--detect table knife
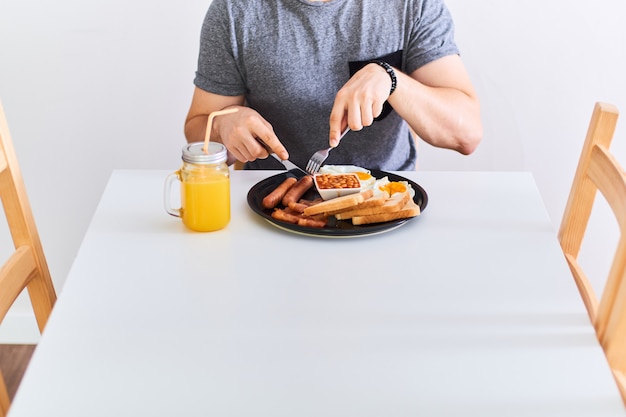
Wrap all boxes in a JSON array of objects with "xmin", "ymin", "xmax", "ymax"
[
  {"xmin": 255, "ymin": 137, "xmax": 308, "ymax": 175},
  {"xmin": 269, "ymin": 153, "xmax": 308, "ymax": 175}
]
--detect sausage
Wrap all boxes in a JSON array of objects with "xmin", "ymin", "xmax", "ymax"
[
  {"xmin": 262, "ymin": 177, "xmax": 297, "ymax": 209},
  {"xmin": 287, "ymin": 201, "xmax": 308, "ymax": 213},
  {"xmin": 271, "ymin": 208, "xmax": 301, "ymax": 224},
  {"xmin": 300, "ymin": 198, "xmax": 323, "ymax": 206},
  {"xmin": 281, "ymin": 175, "xmax": 314, "ymax": 207},
  {"xmin": 297, "ymin": 216, "xmax": 328, "ymax": 228}
]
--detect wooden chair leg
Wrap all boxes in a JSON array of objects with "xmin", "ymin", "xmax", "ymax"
[
  {"xmin": 0, "ymin": 372, "xmax": 10, "ymax": 417},
  {"xmin": 614, "ymin": 370, "xmax": 626, "ymax": 407}
]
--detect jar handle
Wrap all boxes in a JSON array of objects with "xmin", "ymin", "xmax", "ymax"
[{"xmin": 164, "ymin": 171, "xmax": 182, "ymax": 218}]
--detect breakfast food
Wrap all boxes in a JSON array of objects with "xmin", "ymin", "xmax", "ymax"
[
  {"xmin": 315, "ymin": 173, "xmax": 360, "ymax": 190},
  {"xmin": 303, "ymin": 189, "xmax": 374, "ymax": 216},
  {"xmin": 297, "ymin": 215, "xmax": 328, "ymax": 228},
  {"xmin": 261, "ymin": 165, "xmax": 420, "ymax": 228},
  {"xmin": 319, "ymin": 165, "xmax": 376, "ymax": 188},
  {"xmin": 271, "ymin": 207, "xmax": 302, "ymax": 223},
  {"xmin": 281, "ymin": 175, "xmax": 314, "ymax": 206},
  {"xmin": 264, "ymin": 176, "xmax": 326, "ymax": 227},
  {"xmin": 262, "ymin": 177, "xmax": 297, "ymax": 209},
  {"xmin": 352, "ymin": 199, "xmax": 421, "ymax": 225},
  {"xmin": 271, "ymin": 205, "xmax": 328, "ymax": 228},
  {"xmin": 286, "ymin": 201, "xmax": 309, "ymax": 213},
  {"xmin": 322, "ymin": 191, "xmax": 389, "ymax": 215},
  {"xmin": 334, "ymin": 189, "xmax": 411, "ymax": 220}
]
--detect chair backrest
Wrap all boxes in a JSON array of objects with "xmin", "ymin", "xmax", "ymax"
[
  {"xmin": 0, "ymin": 100, "xmax": 57, "ymax": 416},
  {"xmin": 558, "ymin": 102, "xmax": 626, "ymax": 403}
]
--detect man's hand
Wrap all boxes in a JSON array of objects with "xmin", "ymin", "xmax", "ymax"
[
  {"xmin": 328, "ymin": 55, "xmax": 482, "ymax": 155},
  {"xmin": 328, "ymin": 63, "xmax": 392, "ymax": 147},
  {"xmin": 185, "ymin": 87, "xmax": 289, "ymax": 163},
  {"xmin": 212, "ymin": 106, "xmax": 288, "ymax": 163}
]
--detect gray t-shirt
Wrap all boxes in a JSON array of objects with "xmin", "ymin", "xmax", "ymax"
[{"xmin": 194, "ymin": 0, "xmax": 459, "ymax": 170}]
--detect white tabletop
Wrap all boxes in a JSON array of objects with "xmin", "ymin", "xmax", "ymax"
[{"xmin": 10, "ymin": 169, "xmax": 625, "ymax": 416}]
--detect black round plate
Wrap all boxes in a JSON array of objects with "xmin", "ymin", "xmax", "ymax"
[{"xmin": 246, "ymin": 169, "xmax": 428, "ymax": 237}]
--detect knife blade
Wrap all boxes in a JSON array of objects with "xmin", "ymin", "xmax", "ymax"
[
  {"xmin": 255, "ymin": 137, "xmax": 308, "ymax": 175},
  {"xmin": 269, "ymin": 153, "xmax": 308, "ymax": 175}
]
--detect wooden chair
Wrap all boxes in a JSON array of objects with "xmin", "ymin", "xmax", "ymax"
[
  {"xmin": 558, "ymin": 102, "xmax": 626, "ymax": 404},
  {"xmin": 0, "ymin": 100, "xmax": 57, "ymax": 416}
]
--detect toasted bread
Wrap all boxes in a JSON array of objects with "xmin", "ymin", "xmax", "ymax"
[
  {"xmin": 351, "ymin": 199, "xmax": 420, "ymax": 225},
  {"xmin": 335, "ymin": 190, "xmax": 411, "ymax": 220},
  {"xmin": 303, "ymin": 189, "xmax": 374, "ymax": 216},
  {"xmin": 323, "ymin": 191, "xmax": 390, "ymax": 216}
]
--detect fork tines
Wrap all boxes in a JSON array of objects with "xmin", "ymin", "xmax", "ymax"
[
  {"xmin": 305, "ymin": 127, "xmax": 351, "ymax": 175},
  {"xmin": 305, "ymin": 149, "xmax": 330, "ymax": 174}
]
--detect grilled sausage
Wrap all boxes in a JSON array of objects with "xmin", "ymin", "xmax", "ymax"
[
  {"xmin": 271, "ymin": 208, "xmax": 301, "ymax": 224},
  {"xmin": 297, "ymin": 216, "xmax": 328, "ymax": 228},
  {"xmin": 262, "ymin": 177, "xmax": 297, "ymax": 209},
  {"xmin": 281, "ymin": 175, "xmax": 313, "ymax": 207},
  {"xmin": 287, "ymin": 201, "xmax": 308, "ymax": 213}
]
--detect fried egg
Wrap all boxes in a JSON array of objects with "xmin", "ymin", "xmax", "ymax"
[{"xmin": 373, "ymin": 176, "xmax": 415, "ymax": 198}]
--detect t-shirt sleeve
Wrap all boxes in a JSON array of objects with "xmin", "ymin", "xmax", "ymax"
[
  {"xmin": 404, "ymin": 0, "xmax": 460, "ymax": 74},
  {"xmin": 193, "ymin": 0, "xmax": 247, "ymax": 96}
]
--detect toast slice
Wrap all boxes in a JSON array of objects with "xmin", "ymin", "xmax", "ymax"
[
  {"xmin": 351, "ymin": 199, "xmax": 420, "ymax": 225},
  {"xmin": 335, "ymin": 190, "xmax": 411, "ymax": 220},
  {"xmin": 303, "ymin": 189, "xmax": 374, "ymax": 216},
  {"xmin": 323, "ymin": 191, "xmax": 390, "ymax": 216}
]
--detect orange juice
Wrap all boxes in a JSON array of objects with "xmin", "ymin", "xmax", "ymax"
[
  {"xmin": 181, "ymin": 173, "xmax": 230, "ymax": 232},
  {"xmin": 164, "ymin": 142, "xmax": 231, "ymax": 232}
]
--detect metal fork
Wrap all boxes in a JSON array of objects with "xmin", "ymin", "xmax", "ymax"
[{"xmin": 305, "ymin": 127, "xmax": 350, "ymax": 174}]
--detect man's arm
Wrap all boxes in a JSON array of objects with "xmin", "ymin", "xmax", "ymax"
[
  {"xmin": 184, "ymin": 87, "xmax": 289, "ymax": 164},
  {"xmin": 184, "ymin": 87, "xmax": 243, "ymax": 144},
  {"xmin": 391, "ymin": 55, "xmax": 482, "ymax": 155},
  {"xmin": 329, "ymin": 55, "xmax": 482, "ymax": 155}
]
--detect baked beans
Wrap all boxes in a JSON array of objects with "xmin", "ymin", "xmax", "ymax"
[{"xmin": 315, "ymin": 174, "xmax": 360, "ymax": 189}]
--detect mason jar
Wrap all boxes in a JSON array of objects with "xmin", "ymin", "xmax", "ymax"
[{"xmin": 164, "ymin": 142, "xmax": 230, "ymax": 232}]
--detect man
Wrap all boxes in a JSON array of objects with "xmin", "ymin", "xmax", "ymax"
[{"xmin": 185, "ymin": 0, "xmax": 482, "ymax": 170}]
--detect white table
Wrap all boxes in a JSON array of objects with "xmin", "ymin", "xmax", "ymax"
[{"xmin": 9, "ymin": 170, "xmax": 625, "ymax": 416}]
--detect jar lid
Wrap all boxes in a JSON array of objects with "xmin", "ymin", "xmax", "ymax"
[{"xmin": 181, "ymin": 142, "xmax": 227, "ymax": 164}]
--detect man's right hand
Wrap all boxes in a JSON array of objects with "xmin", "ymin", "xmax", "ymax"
[
  {"xmin": 212, "ymin": 105, "xmax": 289, "ymax": 163},
  {"xmin": 184, "ymin": 87, "xmax": 289, "ymax": 163}
]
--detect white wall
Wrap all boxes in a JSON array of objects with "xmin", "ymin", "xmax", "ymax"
[{"xmin": 0, "ymin": 0, "xmax": 624, "ymax": 342}]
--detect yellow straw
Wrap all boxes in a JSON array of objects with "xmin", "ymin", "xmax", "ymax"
[{"xmin": 203, "ymin": 108, "xmax": 239, "ymax": 154}]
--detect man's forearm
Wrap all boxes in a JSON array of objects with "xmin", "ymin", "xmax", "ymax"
[{"xmin": 388, "ymin": 57, "xmax": 483, "ymax": 155}]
